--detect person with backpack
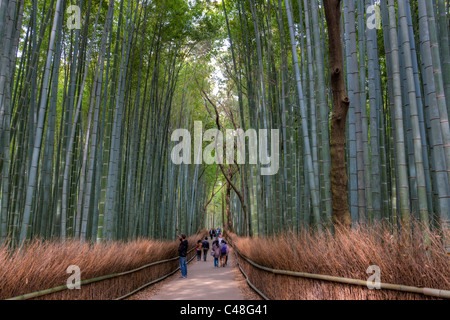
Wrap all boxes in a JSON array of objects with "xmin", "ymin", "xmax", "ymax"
[
  {"xmin": 219, "ymin": 240, "xmax": 229, "ymax": 267},
  {"xmin": 211, "ymin": 240, "xmax": 220, "ymax": 268},
  {"xmin": 201, "ymin": 237, "xmax": 210, "ymax": 261}
]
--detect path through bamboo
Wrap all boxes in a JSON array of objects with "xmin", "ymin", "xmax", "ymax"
[{"xmin": 147, "ymin": 240, "xmax": 244, "ymax": 300}]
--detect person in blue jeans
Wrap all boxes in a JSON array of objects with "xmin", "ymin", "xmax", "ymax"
[
  {"xmin": 212, "ymin": 240, "xmax": 220, "ymax": 268},
  {"xmin": 178, "ymin": 234, "xmax": 188, "ymax": 278}
]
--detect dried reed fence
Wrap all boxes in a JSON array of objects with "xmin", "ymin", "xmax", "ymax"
[
  {"xmin": 0, "ymin": 233, "xmax": 207, "ymax": 300},
  {"xmin": 227, "ymin": 222, "xmax": 450, "ymax": 300}
]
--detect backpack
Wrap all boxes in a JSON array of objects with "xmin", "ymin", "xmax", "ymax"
[
  {"xmin": 221, "ymin": 245, "xmax": 228, "ymax": 254},
  {"xmin": 202, "ymin": 240, "xmax": 209, "ymax": 249}
]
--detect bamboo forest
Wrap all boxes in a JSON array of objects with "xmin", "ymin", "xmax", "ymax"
[{"xmin": 0, "ymin": 0, "xmax": 449, "ymax": 303}]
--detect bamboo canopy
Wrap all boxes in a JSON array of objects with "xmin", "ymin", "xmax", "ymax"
[{"xmin": 0, "ymin": 0, "xmax": 448, "ymax": 249}]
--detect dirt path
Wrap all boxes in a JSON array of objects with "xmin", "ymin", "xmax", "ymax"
[{"xmin": 147, "ymin": 240, "xmax": 245, "ymax": 300}]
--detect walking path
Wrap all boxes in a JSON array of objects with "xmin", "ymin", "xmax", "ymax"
[{"xmin": 148, "ymin": 240, "xmax": 245, "ymax": 300}]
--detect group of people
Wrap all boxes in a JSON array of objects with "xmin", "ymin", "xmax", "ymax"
[
  {"xmin": 196, "ymin": 236, "xmax": 229, "ymax": 267},
  {"xmin": 177, "ymin": 228, "xmax": 230, "ymax": 278},
  {"xmin": 197, "ymin": 228, "xmax": 229, "ymax": 268},
  {"xmin": 208, "ymin": 227, "xmax": 221, "ymax": 240}
]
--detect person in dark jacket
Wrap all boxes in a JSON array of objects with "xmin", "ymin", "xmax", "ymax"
[
  {"xmin": 201, "ymin": 237, "xmax": 210, "ymax": 261},
  {"xmin": 178, "ymin": 234, "xmax": 188, "ymax": 278}
]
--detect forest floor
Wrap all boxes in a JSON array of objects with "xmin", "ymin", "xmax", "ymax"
[{"xmin": 127, "ymin": 239, "xmax": 260, "ymax": 300}]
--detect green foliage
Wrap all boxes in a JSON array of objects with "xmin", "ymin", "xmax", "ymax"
[{"xmin": 1, "ymin": 0, "xmax": 449, "ymax": 244}]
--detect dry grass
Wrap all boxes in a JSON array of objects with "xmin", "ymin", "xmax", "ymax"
[
  {"xmin": 229, "ymin": 247, "xmax": 263, "ymax": 300},
  {"xmin": 227, "ymin": 222, "xmax": 450, "ymax": 300},
  {"xmin": 0, "ymin": 233, "xmax": 206, "ymax": 300}
]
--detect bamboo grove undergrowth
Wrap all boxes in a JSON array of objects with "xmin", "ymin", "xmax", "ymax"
[{"xmin": 0, "ymin": 0, "xmax": 449, "ymax": 248}]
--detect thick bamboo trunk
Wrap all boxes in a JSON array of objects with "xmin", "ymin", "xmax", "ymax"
[{"xmin": 324, "ymin": 0, "xmax": 351, "ymax": 228}]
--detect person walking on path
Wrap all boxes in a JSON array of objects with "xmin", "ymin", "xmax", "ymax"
[
  {"xmin": 201, "ymin": 237, "xmax": 210, "ymax": 261},
  {"xmin": 219, "ymin": 240, "xmax": 229, "ymax": 267},
  {"xmin": 178, "ymin": 234, "xmax": 188, "ymax": 278},
  {"xmin": 196, "ymin": 240, "xmax": 202, "ymax": 261},
  {"xmin": 212, "ymin": 240, "xmax": 220, "ymax": 268}
]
